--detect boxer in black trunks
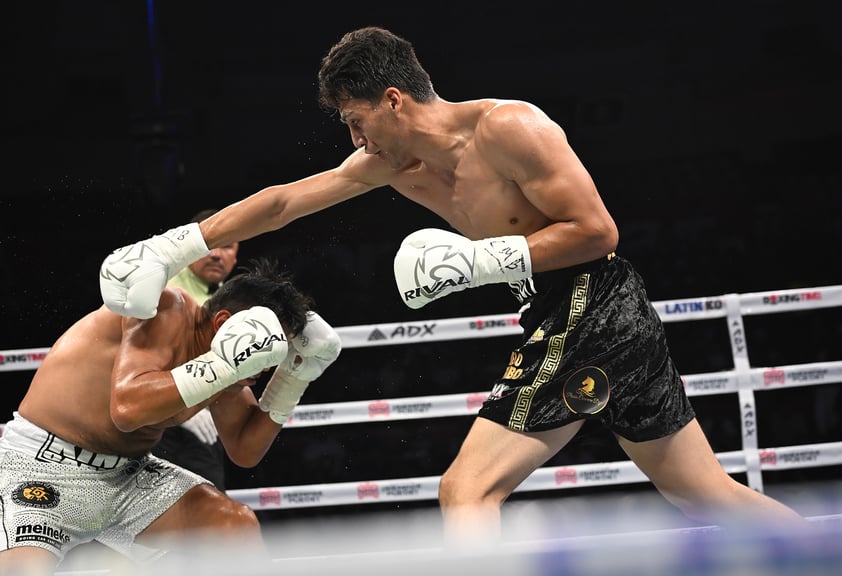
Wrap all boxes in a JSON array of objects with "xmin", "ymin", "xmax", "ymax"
[
  {"xmin": 481, "ymin": 255, "xmax": 695, "ymax": 441},
  {"xmin": 99, "ymin": 26, "xmax": 807, "ymax": 546}
]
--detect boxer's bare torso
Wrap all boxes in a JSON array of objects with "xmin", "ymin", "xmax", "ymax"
[{"xmin": 18, "ymin": 290, "xmax": 213, "ymax": 457}]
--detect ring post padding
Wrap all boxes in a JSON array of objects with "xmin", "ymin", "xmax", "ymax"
[{"xmin": 725, "ymin": 293, "xmax": 763, "ymax": 492}]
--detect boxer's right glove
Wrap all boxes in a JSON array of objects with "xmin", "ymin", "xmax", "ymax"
[
  {"xmin": 394, "ymin": 228, "xmax": 532, "ymax": 309},
  {"xmin": 259, "ymin": 311, "xmax": 342, "ymax": 424},
  {"xmin": 100, "ymin": 222, "xmax": 210, "ymax": 319},
  {"xmin": 171, "ymin": 306, "xmax": 288, "ymax": 407}
]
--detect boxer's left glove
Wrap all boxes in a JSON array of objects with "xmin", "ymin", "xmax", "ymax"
[
  {"xmin": 100, "ymin": 222, "xmax": 210, "ymax": 319},
  {"xmin": 394, "ymin": 228, "xmax": 532, "ymax": 309},
  {"xmin": 259, "ymin": 311, "xmax": 342, "ymax": 424},
  {"xmin": 171, "ymin": 306, "xmax": 288, "ymax": 407}
]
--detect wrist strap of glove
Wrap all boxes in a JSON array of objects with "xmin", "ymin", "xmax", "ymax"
[
  {"xmin": 171, "ymin": 351, "xmax": 237, "ymax": 407},
  {"xmin": 472, "ymin": 235, "xmax": 532, "ymax": 286},
  {"xmin": 159, "ymin": 222, "xmax": 211, "ymax": 280}
]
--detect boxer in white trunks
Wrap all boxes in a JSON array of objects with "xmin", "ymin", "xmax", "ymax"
[{"xmin": 0, "ymin": 258, "xmax": 341, "ymax": 574}]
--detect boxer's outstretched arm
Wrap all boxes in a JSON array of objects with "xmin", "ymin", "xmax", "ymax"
[
  {"xmin": 199, "ymin": 148, "xmax": 384, "ymax": 248},
  {"xmin": 101, "ymin": 150, "xmax": 380, "ymax": 318}
]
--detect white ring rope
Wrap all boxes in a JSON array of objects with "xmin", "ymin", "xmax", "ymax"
[{"xmin": 2, "ymin": 284, "xmax": 841, "ymax": 511}]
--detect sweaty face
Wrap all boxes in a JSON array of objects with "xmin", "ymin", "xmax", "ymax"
[
  {"xmin": 339, "ymin": 97, "xmax": 406, "ymax": 169},
  {"xmin": 189, "ymin": 243, "xmax": 239, "ymax": 285}
]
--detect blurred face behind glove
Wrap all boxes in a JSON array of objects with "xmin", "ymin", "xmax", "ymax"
[{"xmin": 188, "ymin": 243, "xmax": 239, "ymax": 286}]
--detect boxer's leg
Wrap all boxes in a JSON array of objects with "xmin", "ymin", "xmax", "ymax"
[
  {"xmin": 0, "ymin": 547, "xmax": 57, "ymax": 576},
  {"xmin": 618, "ymin": 418, "xmax": 807, "ymax": 528},
  {"xmin": 439, "ymin": 418, "xmax": 585, "ymax": 546},
  {"xmin": 136, "ymin": 484, "xmax": 264, "ymax": 553}
]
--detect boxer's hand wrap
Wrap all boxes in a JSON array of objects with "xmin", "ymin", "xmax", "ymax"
[
  {"xmin": 100, "ymin": 222, "xmax": 210, "ymax": 319},
  {"xmin": 171, "ymin": 306, "xmax": 288, "ymax": 407},
  {"xmin": 258, "ymin": 311, "xmax": 341, "ymax": 424},
  {"xmin": 393, "ymin": 228, "xmax": 532, "ymax": 309}
]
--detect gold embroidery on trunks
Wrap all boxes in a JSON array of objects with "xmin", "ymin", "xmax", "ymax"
[
  {"xmin": 502, "ymin": 351, "xmax": 524, "ymax": 380},
  {"xmin": 508, "ymin": 273, "xmax": 590, "ymax": 430},
  {"xmin": 528, "ymin": 328, "xmax": 545, "ymax": 343},
  {"xmin": 563, "ymin": 366, "xmax": 610, "ymax": 414}
]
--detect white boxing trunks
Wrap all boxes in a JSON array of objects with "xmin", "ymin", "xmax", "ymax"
[{"xmin": 0, "ymin": 412, "xmax": 209, "ymax": 563}]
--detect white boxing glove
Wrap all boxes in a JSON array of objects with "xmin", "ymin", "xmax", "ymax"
[
  {"xmin": 394, "ymin": 228, "xmax": 532, "ymax": 309},
  {"xmin": 287, "ymin": 311, "xmax": 342, "ymax": 373},
  {"xmin": 100, "ymin": 222, "xmax": 210, "ymax": 319},
  {"xmin": 179, "ymin": 408, "xmax": 219, "ymax": 445},
  {"xmin": 171, "ymin": 306, "xmax": 288, "ymax": 407},
  {"xmin": 258, "ymin": 311, "xmax": 341, "ymax": 424}
]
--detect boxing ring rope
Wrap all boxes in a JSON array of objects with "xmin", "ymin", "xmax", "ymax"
[{"xmin": 2, "ymin": 284, "xmax": 842, "ymax": 513}]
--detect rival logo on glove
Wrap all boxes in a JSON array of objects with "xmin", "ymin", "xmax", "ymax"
[
  {"xmin": 219, "ymin": 333, "xmax": 286, "ymax": 368},
  {"xmin": 99, "ymin": 242, "xmax": 159, "ymax": 282},
  {"xmin": 394, "ymin": 228, "xmax": 532, "ymax": 310},
  {"xmin": 100, "ymin": 227, "xmax": 194, "ymax": 282},
  {"xmin": 404, "ymin": 243, "xmax": 473, "ymax": 304},
  {"xmin": 177, "ymin": 332, "xmax": 284, "ymax": 384}
]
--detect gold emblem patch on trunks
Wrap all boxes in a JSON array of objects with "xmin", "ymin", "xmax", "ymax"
[
  {"xmin": 563, "ymin": 366, "xmax": 610, "ymax": 414},
  {"xmin": 12, "ymin": 481, "xmax": 60, "ymax": 509}
]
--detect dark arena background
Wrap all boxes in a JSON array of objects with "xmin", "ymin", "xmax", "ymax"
[{"xmin": 2, "ymin": 1, "xmax": 841, "ymax": 574}]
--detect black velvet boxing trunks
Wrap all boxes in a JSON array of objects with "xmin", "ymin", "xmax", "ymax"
[{"xmin": 479, "ymin": 254, "xmax": 695, "ymax": 442}]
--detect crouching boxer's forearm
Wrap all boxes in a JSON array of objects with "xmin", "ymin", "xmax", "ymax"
[
  {"xmin": 213, "ymin": 311, "xmax": 342, "ymax": 467},
  {"xmin": 209, "ymin": 390, "xmax": 289, "ymax": 468}
]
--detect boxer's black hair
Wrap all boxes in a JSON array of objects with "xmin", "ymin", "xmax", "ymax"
[
  {"xmin": 318, "ymin": 26, "xmax": 435, "ymax": 110},
  {"xmin": 206, "ymin": 257, "xmax": 314, "ymax": 337}
]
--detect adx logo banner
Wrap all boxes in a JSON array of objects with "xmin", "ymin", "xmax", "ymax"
[{"xmin": 367, "ymin": 323, "xmax": 437, "ymax": 342}]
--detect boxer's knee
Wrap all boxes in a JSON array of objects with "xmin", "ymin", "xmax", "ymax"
[
  {"xmin": 190, "ymin": 484, "xmax": 260, "ymax": 535},
  {"xmin": 439, "ymin": 467, "xmax": 505, "ymax": 510},
  {"xmin": 161, "ymin": 484, "xmax": 262, "ymax": 537},
  {"xmin": 0, "ymin": 546, "xmax": 59, "ymax": 576},
  {"xmin": 218, "ymin": 498, "xmax": 261, "ymax": 533}
]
